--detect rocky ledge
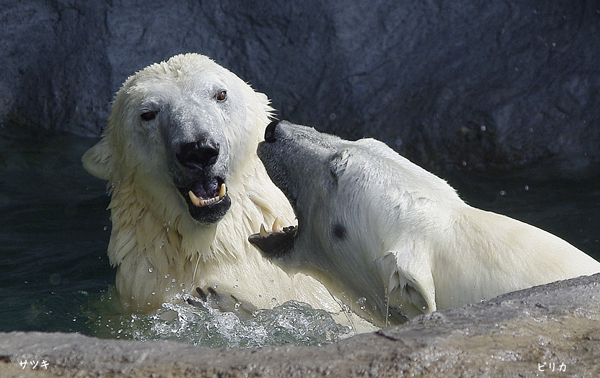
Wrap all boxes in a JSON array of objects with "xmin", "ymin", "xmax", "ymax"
[{"xmin": 1, "ymin": 273, "xmax": 599, "ymax": 377}]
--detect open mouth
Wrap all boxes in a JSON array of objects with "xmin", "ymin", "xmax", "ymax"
[
  {"xmin": 178, "ymin": 177, "xmax": 231, "ymax": 223},
  {"xmin": 188, "ymin": 181, "xmax": 227, "ymax": 207},
  {"xmin": 248, "ymin": 218, "xmax": 297, "ymax": 259}
]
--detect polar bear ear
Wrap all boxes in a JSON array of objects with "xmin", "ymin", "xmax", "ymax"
[
  {"xmin": 377, "ymin": 251, "xmax": 437, "ymax": 319},
  {"xmin": 329, "ymin": 149, "xmax": 349, "ymax": 182},
  {"xmin": 82, "ymin": 137, "xmax": 112, "ymax": 181}
]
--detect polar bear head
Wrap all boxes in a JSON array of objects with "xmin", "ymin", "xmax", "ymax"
[
  {"xmin": 84, "ymin": 54, "xmax": 271, "ymax": 227},
  {"xmin": 82, "ymin": 54, "xmax": 281, "ymax": 312},
  {"xmin": 249, "ymin": 121, "xmax": 459, "ymax": 325}
]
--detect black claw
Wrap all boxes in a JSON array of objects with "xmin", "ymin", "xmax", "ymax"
[
  {"xmin": 186, "ymin": 297, "xmax": 197, "ymax": 306},
  {"xmin": 196, "ymin": 287, "xmax": 208, "ymax": 301},
  {"xmin": 207, "ymin": 287, "xmax": 220, "ymax": 299}
]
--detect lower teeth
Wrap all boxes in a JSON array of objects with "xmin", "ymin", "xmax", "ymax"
[{"xmin": 187, "ymin": 183, "xmax": 227, "ymax": 207}]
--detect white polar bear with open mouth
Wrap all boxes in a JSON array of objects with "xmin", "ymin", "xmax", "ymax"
[
  {"xmin": 250, "ymin": 120, "xmax": 600, "ymax": 327},
  {"xmin": 82, "ymin": 54, "xmax": 347, "ymax": 316}
]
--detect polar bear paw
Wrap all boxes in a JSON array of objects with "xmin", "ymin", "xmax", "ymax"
[{"xmin": 188, "ymin": 287, "xmax": 257, "ymax": 317}]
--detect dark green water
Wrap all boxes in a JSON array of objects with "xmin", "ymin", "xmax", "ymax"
[
  {"xmin": 0, "ymin": 130, "xmax": 598, "ymax": 346},
  {"xmin": 0, "ymin": 132, "xmax": 112, "ymax": 334}
]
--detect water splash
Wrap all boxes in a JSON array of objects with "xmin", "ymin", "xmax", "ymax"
[{"xmin": 88, "ymin": 293, "xmax": 350, "ymax": 348}]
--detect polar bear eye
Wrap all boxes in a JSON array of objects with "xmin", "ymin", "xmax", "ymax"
[
  {"xmin": 216, "ymin": 90, "xmax": 227, "ymax": 102},
  {"xmin": 332, "ymin": 223, "xmax": 347, "ymax": 240},
  {"xmin": 140, "ymin": 110, "xmax": 158, "ymax": 121}
]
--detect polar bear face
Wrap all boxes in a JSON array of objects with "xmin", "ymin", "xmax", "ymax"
[{"xmin": 84, "ymin": 54, "xmax": 269, "ymax": 225}]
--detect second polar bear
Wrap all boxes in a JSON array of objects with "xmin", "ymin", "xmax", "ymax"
[{"xmin": 250, "ymin": 120, "xmax": 600, "ymax": 327}]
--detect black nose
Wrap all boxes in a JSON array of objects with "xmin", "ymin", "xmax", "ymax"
[
  {"xmin": 264, "ymin": 120, "xmax": 279, "ymax": 143},
  {"xmin": 177, "ymin": 141, "xmax": 219, "ymax": 169}
]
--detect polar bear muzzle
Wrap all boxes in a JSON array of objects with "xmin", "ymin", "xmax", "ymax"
[
  {"xmin": 173, "ymin": 139, "xmax": 231, "ymax": 224},
  {"xmin": 249, "ymin": 120, "xmax": 324, "ymax": 260},
  {"xmin": 249, "ymin": 221, "xmax": 297, "ymax": 259}
]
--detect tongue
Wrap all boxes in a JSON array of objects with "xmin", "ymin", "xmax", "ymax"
[
  {"xmin": 194, "ymin": 178, "xmax": 219, "ymax": 198},
  {"xmin": 189, "ymin": 182, "xmax": 227, "ymax": 207}
]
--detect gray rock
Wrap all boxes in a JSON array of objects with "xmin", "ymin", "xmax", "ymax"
[
  {"xmin": 2, "ymin": 273, "xmax": 599, "ymax": 377},
  {"xmin": 2, "ymin": 0, "xmax": 600, "ymax": 173}
]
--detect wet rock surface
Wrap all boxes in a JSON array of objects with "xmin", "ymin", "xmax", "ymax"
[
  {"xmin": 2, "ymin": 273, "xmax": 599, "ymax": 377},
  {"xmin": 2, "ymin": 0, "xmax": 600, "ymax": 173}
]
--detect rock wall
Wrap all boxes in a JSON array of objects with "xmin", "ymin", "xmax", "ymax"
[
  {"xmin": 1, "ymin": 273, "xmax": 599, "ymax": 377},
  {"xmin": 2, "ymin": 0, "xmax": 600, "ymax": 172}
]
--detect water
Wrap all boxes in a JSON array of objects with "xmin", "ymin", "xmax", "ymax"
[
  {"xmin": 88, "ymin": 296, "xmax": 348, "ymax": 347},
  {"xmin": 1, "ymin": 130, "xmax": 598, "ymax": 347}
]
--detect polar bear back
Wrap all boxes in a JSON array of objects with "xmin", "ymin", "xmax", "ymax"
[{"xmin": 430, "ymin": 205, "xmax": 600, "ymax": 310}]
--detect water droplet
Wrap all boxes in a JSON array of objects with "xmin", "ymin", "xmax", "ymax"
[
  {"xmin": 164, "ymin": 274, "xmax": 169, "ymax": 279},
  {"xmin": 356, "ymin": 297, "xmax": 367, "ymax": 311},
  {"xmin": 480, "ymin": 125, "xmax": 486, "ymax": 132},
  {"xmin": 212, "ymin": 284, "xmax": 219, "ymax": 290},
  {"xmin": 524, "ymin": 185, "xmax": 529, "ymax": 191},
  {"xmin": 233, "ymin": 285, "xmax": 239, "ymax": 289},
  {"xmin": 148, "ymin": 268, "xmax": 154, "ymax": 273},
  {"xmin": 151, "ymin": 292, "xmax": 156, "ymax": 295},
  {"xmin": 499, "ymin": 190, "xmax": 506, "ymax": 196},
  {"xmin": 171, "ymin": 278, "xmax": 176, "ymax": 283}
]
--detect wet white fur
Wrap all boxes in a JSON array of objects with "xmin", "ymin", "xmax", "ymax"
[
  {"xmin": 273, "ymin": 132, "xmax": 600, "ymax": 326},
  {"xmin": 82, "ymin": 54, "xmax": 346, "ymax": 315}
]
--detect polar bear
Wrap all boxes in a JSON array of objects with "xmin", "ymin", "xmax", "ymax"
[
  {"xmin": 82, "ymin": 54, "xmax": 348, "ymax": 316},
  {"xmin": 250, "ymin": 120, "xmax": 600, "ymax": 327}
]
